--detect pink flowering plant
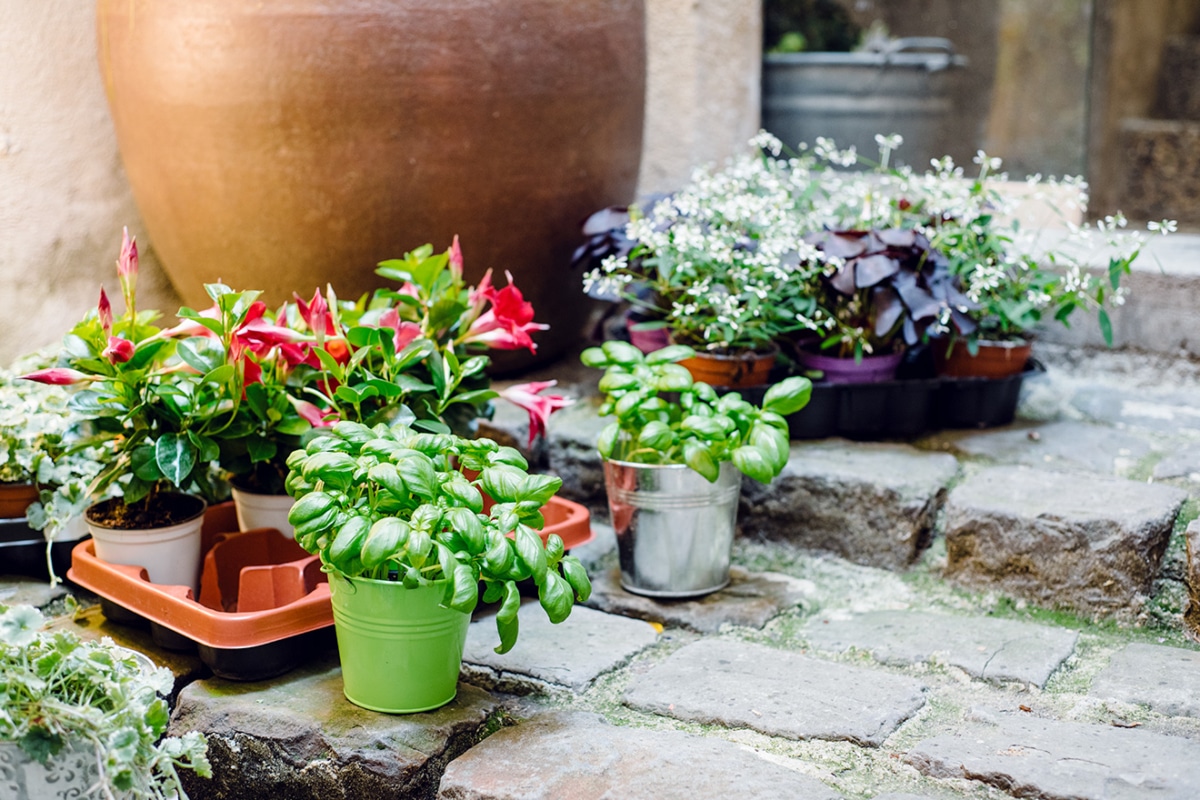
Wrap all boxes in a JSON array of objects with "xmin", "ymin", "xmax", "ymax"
[
  {"xmin": 23, "ymin": 231, "xmax": 242, "ymax": 517},
  {"xmin": 285, "ymin": 239, "xmax": 569, "ymax": 450}
]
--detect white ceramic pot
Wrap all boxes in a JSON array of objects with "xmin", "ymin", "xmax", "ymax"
[
  {"xmin": 85, "ymin": 494, "xmax": 206, "ymax": 593},
  {"xmin": 231, "ymin": 486, "xmax": 295, "ymax": 539},
  {"xmin": 0, "ymin": 739, "xmax": 131, "ymax": 800}
]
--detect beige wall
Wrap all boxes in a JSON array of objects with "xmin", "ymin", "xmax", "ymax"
[
  {"xmin": 637, "ymin": 0, "xmax": 763, "ymax": 195},
  {"xmin": 0, "ymin": 3, "xmax": 179, "ymax": 367},
  {"xmin": 0, "ymin": 0, "xmax": 761, "ymax": 367}
]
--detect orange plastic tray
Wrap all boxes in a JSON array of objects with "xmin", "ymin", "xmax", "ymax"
[{"xmin": 68, "ymin": 496, "xmax": 593, "ymax": 678}]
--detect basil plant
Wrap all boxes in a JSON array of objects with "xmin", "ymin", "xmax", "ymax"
[
  {"xmin": 285, "ymin": 421, "xmax": 590, "ymax": 653},
  {"xmin": 582, "ymin": 342, "xmax": 811, "ymax": 483}
]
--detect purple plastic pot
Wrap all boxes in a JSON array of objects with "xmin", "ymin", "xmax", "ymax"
[{"xmin": 796, "ymin": 350, "xmax": 904, "ymax": 384}]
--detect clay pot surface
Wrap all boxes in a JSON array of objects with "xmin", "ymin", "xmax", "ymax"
[
  {"xmin": 934, "ymin": 339, "xmax": 1032, "ymax": 379},
  {"xmin": 679, "ymin": 349, "xmax": 777, "ymax": 388},
  {"xmin": 0, "ymin": 482, "xmax": 39, "ymax": 519},
  {"xmin": 97, "ymin": 0, "xmax": 646, "ymax": 365}
]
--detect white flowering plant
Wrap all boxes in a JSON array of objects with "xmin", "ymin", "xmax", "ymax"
[
  {"xmin": 581, "ymin": 144, "xmax": 830, "ymax": 354},
  {"xmin": 580, "ymin": 131, "xmax": 1168, "ymax": 362}
]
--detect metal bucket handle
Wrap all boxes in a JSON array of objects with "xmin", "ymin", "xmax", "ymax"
[{"xmin": 868, "ymin": 37, "xmax": 965, "ymax": 72}]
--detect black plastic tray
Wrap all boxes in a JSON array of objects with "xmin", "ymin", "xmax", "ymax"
[
  {"xmin": 786, "ymin": 361, "xmax": 1045, "ymax": 440},
  {"xmin": 0, "ymin": 518, "xmax": 78, "ymax": 582}
]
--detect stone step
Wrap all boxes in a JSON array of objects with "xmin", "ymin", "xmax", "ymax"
[
  {"xmin": 1115, "ymin": 118, "xmax": 1200, "ymax": 227},
  {"xmin": 804, "ymin": 610, "xmax": 1079, "ymax": 687},
  {"xmin": 906, "ymin": 707, "xmax": 1200, "ymax": 799},
  {"xmin": 437, "ymin": 711, "xmax": 846, "ymax": 799},
  {"xmin": 740, "ymin": 441, "xmax": 959, "ymax": 570},
  {"xmin": 167, "ymin": 654, "xmax": 501, "ymax": 800},
  {"xmin": 623, "ymin": 638, "xmax": 928, "ymax": 747},
  {"xmin": 1090, "ymin": 641, "xmax": 1200, "ymax": 718},
  {"xmin": 943, "ymin": 466, "xmax": 1187, "ymax": 619},
  {"xmin": 1158, "ymin": 36, "xmax": 1200, "ymax": 120},
  {"xmin": 460, "ymin": 603, "xmax": 659, "ymax": 694}
]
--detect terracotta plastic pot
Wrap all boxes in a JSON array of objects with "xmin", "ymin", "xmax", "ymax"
[
  {"xmin": 679, "ymin": 349, "xmax": 777, "ymax": 389},
  {"xmin": 0, "ymin": 482, "xmax": 39, "ymax": 519},
  {"xmin": 796, "ymin": 350, "xmax": 904, "ymax": 384},
  {"xmin": 934, "ymin": 339, "xmax": 1032, "ymax": 379},
  {"xmin": 97, "ymin": 0, "xmax": 646, "ymax": 367}
]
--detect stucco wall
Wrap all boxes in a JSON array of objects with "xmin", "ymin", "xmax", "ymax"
[
  {"xmin": 0, "ymin": 3, "xmax": 179, "ymax": 367},
  {"xmin": 0, "ymin": 0, "xmax": 760, "ymax": 367}
]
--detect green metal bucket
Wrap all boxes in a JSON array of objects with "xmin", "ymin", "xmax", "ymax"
[{"xmin": 328, "ymin": 572, "xmax": 472, "ymax": 714}]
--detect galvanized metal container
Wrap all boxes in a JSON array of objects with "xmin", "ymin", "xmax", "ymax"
[
  {"xmin": 762, "ymin": 38, "xmax": 966, "ymax": 169},
  {"xmin": 603, "ymin": 459, "xmax": 742, "ymax": 598}
]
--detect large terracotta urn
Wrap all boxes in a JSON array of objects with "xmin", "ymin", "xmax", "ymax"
[{"xmin": 96, "ymin": 0, "xmax": 646, "ymax": 366}]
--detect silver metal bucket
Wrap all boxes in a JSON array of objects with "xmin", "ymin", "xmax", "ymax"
[
  {"xmin": 603, "ymin": 459, "xmax": 742, "ymax": 598},
  {"xmin": 762, "ymin": 38, "xmax": 966, "ymax": 169}
]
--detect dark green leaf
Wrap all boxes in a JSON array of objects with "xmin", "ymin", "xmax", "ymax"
[
  {"xmin": 516, "ymin": 473, "xmax": 562, "ymax": 507},
  {"xmin": 361, "ymin": 517, "xmax": 409, "ymax": 570},
  {"xmin": 682, "ymin": 439, "xmax": 719, "ymax": 482},
  {"xmin": 155, "ymin": 433, "xmax": 197, "ymax": 487},
  {"xmin": 514, "ymin": 525, "xmax": 547, "ymax": 584},
  {"xmin": 329, "ymin": 515, "xmax": 371, "ymax": 570},
  {"xmin": 537, "ymin": 569, "xmax": 573, "ymax": 624},
  {"xmin": 732, "ymin": 445, "xmax": 776, "ymax": 484},
  {"xmin": 560, "ymin": 555, "xmax": 592, "ymax": 602},
  {"xmin": 645, "ymin": 344, "xmax": 696, "ymax": 365},
  {"xmin": 494, "ymin": 581, "xmax": 520, "ymax": 654},
  {"xmin": 762, "ymin": 376, "xmax": 813, "ymax": 416}
]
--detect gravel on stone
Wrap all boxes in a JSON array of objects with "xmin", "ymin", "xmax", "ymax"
[
  {"xmin": 804, "ymin": 609, "xmax": 1078, "ymax": 687},
  {"xmin": 437, "ymin": 711, "xmax": 846, "ymax": 800},
  {"xmin": 906, "ymin": 707, "xmax": 1200, "ymax": 800},
  {"xmin": 740, "ymin": 440, "xmax": 959, "ymax": 570},
  {"xmin": 584, "ymin": 565, "xmax": 814, "ymax": 633},
  {"xmin": 461, "ymin": 603, "xmax": 659, "ymax": 693},
  {"xmin": 624, "ymin": 638, "xmax": 927, "ymax": 746},
  {"xmin": 1089, "ymin": 641, "xmax": 1200, "ymax": 718}
]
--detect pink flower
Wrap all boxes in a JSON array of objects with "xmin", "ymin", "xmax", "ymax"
[
  {"xmin": 294, "ymin": 289, "xmax": 336, "ymax": 337},
  {"xmin": 378, "ymin": 309, "xmax": 423, "ymax": 352},
  {"xmin": 461, "ymin": 271, "xmax": 547, "ymax": 353},
  {"xmin": 292, "ymin": 399, "xmax": 335, "ymax": 428},
  {"xmin": 98, "ymin": 288, "xmax": 113, "ymax": 333},
  {"xmin": 102, "ymin": 336, "xmax": 134, "ymax": 364},
  {"xmin": 117, "ymin": 227, "xmax": 138, "ymax": 308},
  {"xmin": 21, "ymin": 368, "xmax": 89, "ymax": 385},
  {"xmin": 497, "ymin": 380, "xmax": 572, "ymax": 447},
  {"xmin": 448, "ymin": 235, "xmax": 464, "ymax": 281}
]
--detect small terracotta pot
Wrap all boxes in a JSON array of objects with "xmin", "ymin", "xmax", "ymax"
[
  {"xmin": 679, "ymin": 349, "xmax": 776, "ymax": 389},
  {"xmin": 796, "ymin": 350, "xmax": 903, "ymax": 384},
  {"xmin": 934, "ymin": 339, "xmax": 1032, "ymax": 379},
  {"xmin": 0, "ymin": 482, "xmax": 39, "ymax": 519}
]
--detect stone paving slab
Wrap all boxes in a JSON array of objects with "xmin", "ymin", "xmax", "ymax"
[
  {"xmin": 437, "ymin": 711, "xmax": 845, "ymax": 800},
  {"xmin": 906, "ymin": 708, "xmax": 1200, "ymax": 800},
  {"xmin": 461, "ymin": 603, "xmax": 658, "ymax": 693},
  {"xmin": 0, "ymin": 575, "xmax": 68, "ymax": 609},
  {"xmin": 624, "ymin": 638, "xmax": 927, "ymax": 746},
  {"xmin": 804, "ymin": 610, "xmax": 1078, "ymax": 687},
  {"xmin": 169, "ymin": 653, "xmax": 499, "ymax": 800},
  {"xmin": 1072, "ymin": 384, "xmax": 1200, "ymax": 438},
  {"xmin": 740, "ymin": 441, "xmax": 959, "ymax": 570},
  {"xmin": 584, "ymin": 565, "xmax": 813, "ymax": 633},
  {"xmin": 944, "ymin": 466, "xmax": 1187, "ymax": 617},
  {"xmin": 1089, "ymin": 642, "xmax": 1200, "ymax": 718},
  {"xmin": 927, "ymin": 420, "xmax": 1157, "ymax": 477}
]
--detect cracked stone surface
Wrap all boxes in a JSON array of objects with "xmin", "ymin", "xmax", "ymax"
[
  {"xmin": 927, "ymin": 420, "xmax": 1159, "ymax": 477},
  {"xmin": 804, "ymin": 610, "xmax": 1078, "ymax": 687},
  {"xmin": 906, "ymin": 708, "xmax": 1200, "ymax": 799},
  {"xmin": 944, "ymin": 466, "xmax": 1187, "ymax": 617},
  {"xmin": 0, "ymin": 575, "xmax": 68, "ymax": 609},
  {"xmin": 584, "ymin": 565, "xmax": 813, "ymax": 633},
  {"xmin": 437, "ymin": 711, "xmax": 845, "ymax": 799},
  {"xmin": 460, "ymin": 603, "xmax": 658, "ymax": 693},
  {"xmin": 1089, "ymin": 642, "xmax": 1200, "ymax": 718},
  {"xmin": 623, "ymin": 638, "xmax": 927, "ymax": 746},
  {"xmin": 169, "ymin": 653, "xmax": 499, "ymax": 800},
  {"xmin": 740, "ymin": 441, "xmax": 959, "ymax": 570}
]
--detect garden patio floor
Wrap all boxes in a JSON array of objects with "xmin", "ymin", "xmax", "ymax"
[{"xmin": 11, "ymin": 340, "xmax": 1200, "ymax": 800}]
